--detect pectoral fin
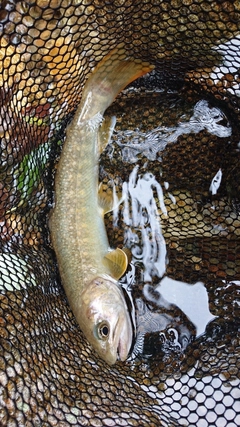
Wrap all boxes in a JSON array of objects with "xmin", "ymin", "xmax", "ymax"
[{"xmin": 103, "ymin": 247, "xmax": 128, "ymax": 280}]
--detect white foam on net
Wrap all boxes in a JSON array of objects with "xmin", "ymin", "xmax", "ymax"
[
  {"xmin": 122, "ymin": 165, "xmax": 167, "ymax": 280},
  {"xmin": 115, "ymin": 100, "xmax": 232, "ymax": 163}
]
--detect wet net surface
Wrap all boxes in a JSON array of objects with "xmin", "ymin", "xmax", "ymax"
[{"xmin": 0, "ymin": 1, "xmax": 240, "ymax": 426}]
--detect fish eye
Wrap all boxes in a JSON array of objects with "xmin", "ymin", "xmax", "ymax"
[{"xmin": 97, "ymin": 321, "xmax": 110, "ymax": 340}]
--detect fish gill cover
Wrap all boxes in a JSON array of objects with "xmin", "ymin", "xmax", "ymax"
[{"xmin": 0, "ymin": 1, "xmax": 240, "ymax": 426}]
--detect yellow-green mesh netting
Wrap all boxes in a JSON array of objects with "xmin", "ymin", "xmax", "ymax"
[{"xmin": 0, "ymin": 1, "xmax": 240, "ymax": 426}]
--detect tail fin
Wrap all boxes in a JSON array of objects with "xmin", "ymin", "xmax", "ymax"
[{"xmin": 78, "ymin": 45, "xmax": 155, "ymax": 122}]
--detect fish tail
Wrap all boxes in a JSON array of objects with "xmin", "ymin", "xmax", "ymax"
[{"xmin": 79, "ymin": 45, "xmax": 155, "ymax": 122}]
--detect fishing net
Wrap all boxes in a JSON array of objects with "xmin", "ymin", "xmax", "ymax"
[{"xmin": 0, "ymin": 1, "xmax": 240, "ymax": 426}]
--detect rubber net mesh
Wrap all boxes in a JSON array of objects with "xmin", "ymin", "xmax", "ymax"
[{"xmin": 0, "ymin": 1, "xmax": 240, "ymax": 426}]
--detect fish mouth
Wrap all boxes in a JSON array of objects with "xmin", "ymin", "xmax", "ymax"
[
  {"xmin": 117, "ymin": 338, "xmax": 126, "ymax": 362},
  {"xmin": 117, "ymin": 338, "xmax": 124, "ymax": 361},
  {"xmin": 115, "ymin": 316, "xmax": 133, "ymax": 362}
]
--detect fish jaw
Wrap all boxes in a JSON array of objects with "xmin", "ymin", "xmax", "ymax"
[
  {"xmin": 78, "ymin": 275, "xmax": 133, "ymax": 365},
  {"xmin": 114, "ymin": 309, "xmax": 133, "ymax": 362}
]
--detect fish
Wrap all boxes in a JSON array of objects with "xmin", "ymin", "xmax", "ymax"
[{"xmin": 49, "ymin": 45, "xmax": 155, "ymax": 365}]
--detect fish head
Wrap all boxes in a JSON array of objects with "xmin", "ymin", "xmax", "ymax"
[{"xmin": 79, "ymin": 275, "xmax": 133, "ymax": 365}]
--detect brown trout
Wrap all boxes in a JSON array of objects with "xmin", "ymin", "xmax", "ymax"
[{"xmin": 50, "ymin": 46, "xmax": 154, "ymax": 365}]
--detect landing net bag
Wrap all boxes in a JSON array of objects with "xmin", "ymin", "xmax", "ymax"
[{"xmin": 0, "ymin": 1, "xmax": 239, "ymax": 426}]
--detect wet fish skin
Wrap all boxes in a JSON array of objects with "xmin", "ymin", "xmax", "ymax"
[{"xmin": 50, "ymin": 46, "xmax": 154, "ymax": 365}]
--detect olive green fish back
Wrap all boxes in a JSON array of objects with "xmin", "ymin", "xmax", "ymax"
[{"xmin": 0, "ymin": 1, "xmax": 240, "ymax": 426}]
